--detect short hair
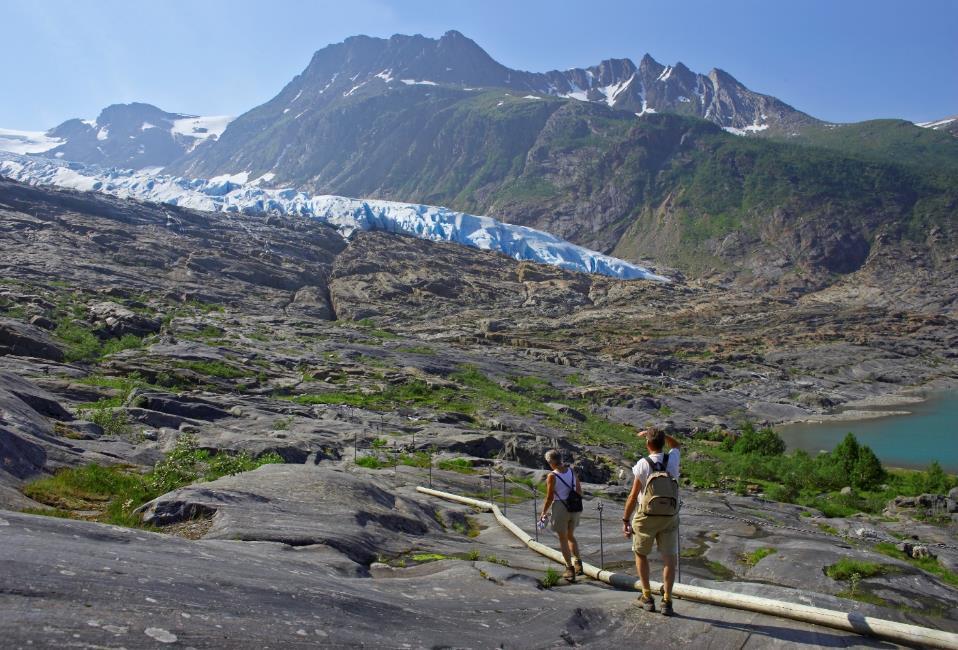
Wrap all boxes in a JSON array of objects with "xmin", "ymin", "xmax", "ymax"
[
  {"xmin": 545, "ymin": 449, "xmax": 562, "ymax": 466},
  {"xmin": 645, "ymin": 428, "xmax": 665, "ymax": 451}
]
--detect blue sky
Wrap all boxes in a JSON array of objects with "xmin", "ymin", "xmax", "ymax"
[{"xmin": 2, "ymin": 0, "xmax": 955, "ymax": 129}]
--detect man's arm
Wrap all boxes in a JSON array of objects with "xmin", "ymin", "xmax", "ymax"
[{"xmin": 622, "ymin": 474, "xmax": 642, "ymax": 538}]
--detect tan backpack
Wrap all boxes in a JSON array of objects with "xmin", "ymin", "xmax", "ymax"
[{"xmin": 639, "ymin": 452, "xmax": 678, "ymax": 516}]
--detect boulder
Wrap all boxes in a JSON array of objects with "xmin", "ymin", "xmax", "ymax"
[
  {"xmin": 28, "ymin": 315, "xmax": 55, "ymax": 330},
  {"xmin": 87, "ymin": 301, "xmax": 161, "ymax": 338},
  {"xmin": 545, "ymin": 402, "xmax": 587, "ymax": 422},
  {"xmin": 140, "ymin": 464, "xmax": 443, "ymax": 564},
  {"xmin": 0, "ymin": 318, "xmax": 64, "ymax": 361}
]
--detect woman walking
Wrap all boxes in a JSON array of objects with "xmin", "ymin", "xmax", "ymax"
[{"xmin": 538, "ymin": 449, "xmax": 584, "ymax": 582}]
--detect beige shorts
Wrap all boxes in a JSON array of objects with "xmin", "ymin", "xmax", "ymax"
[
  {"xmin": 631, "ymin": 513, "xmax": 679, "ymax": 556},
  {"xmin": 551, "ymin": 500, "xmax": 581, "ymax": 533}
]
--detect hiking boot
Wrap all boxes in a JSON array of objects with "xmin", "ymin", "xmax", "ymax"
[
  {"xmin": 660, "ymin": 599, "xmax": 674, "ymax": 617},
  {"xmin": 573, "ymin": 558, "xmax": 584, "ymax": 576},
  {"xmin": 636, "ymin": 594, "xmax": 656, "ymax": 612},
  {"xmin": 563, "ymin": 565, "xmax": 576, "ymax": 582}
]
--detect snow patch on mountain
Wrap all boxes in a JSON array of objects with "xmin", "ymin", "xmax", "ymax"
[
  {"xmin": 723, "ymin": 124, "xmax": 770, "ymax": 136},
  {"xmin": 0, "ymin": 128, "xmax": 64, "ymax": 155},
  {"xmin": 0, "ymin": 153, "xmax": 666, "ymax": 282},
  {"xmin": 917, "ymin": 117, "xmax": 956, "ymax": 129},
  {"xmin": 171, "ymin": 115, "xmax": 232, "ymax": 151}
]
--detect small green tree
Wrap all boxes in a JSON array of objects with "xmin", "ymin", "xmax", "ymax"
[
  {"xmin": 851, "ymin": 445, "xmax": 886, "ymax": 490},
  {"xmin": 831, "ymin": 433, "xmax": 861, "ymax": 478},
  {"xmin": 728, "ymin": 423, "xmax": 786, "ymax": 456},
  {"xmin": 920, "ymin": 461, "xmax": 953, "ymax": 493}
]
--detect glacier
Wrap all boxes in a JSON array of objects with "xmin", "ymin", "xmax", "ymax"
[{"xmin": 0, "ymin": 153, "xmax": 667, "ymax": 282}]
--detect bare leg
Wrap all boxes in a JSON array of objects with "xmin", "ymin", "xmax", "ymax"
[
  {"xmin": 662, "ymin": 553, "xmax": 676, "ymax": 600},
  {"xmin": 556, "ymin": 530, "xmax": 572, "ymax": 566},
  {"xmin": 567, "ymin": 527, "xmax": 581, "ymax": 560},
  {"xmin": 636, "ymin": 553, "xmax": 651, "ymax": 592}
]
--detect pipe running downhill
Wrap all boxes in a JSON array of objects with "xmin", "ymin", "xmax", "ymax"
[{"xmin": 416, "ymin": 485, "xmax": 958, "ymax": 650}]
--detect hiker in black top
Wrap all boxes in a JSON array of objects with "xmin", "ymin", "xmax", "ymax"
[
  {"xmin": 622, "ymin": 428, "xmax": 682, "ymax": 616},
  {"xmin": 538, "ymin": 449, "xmax": 584, "ymax": 582}
]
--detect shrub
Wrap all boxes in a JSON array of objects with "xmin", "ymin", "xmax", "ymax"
[
  {"xmin": 827, "ymin": 433, "xmax": 886, "ymax": 490},
  {"xmin": 741, "ymin": 547, "xmax": 777, "ymax": 567},
  {"xmin": 825, "ymin": 558, "xmax": 887, "ymax": 581},
  {"xmin": 724, "ymin": 423, "xmax": 786, "ymax": 456},
  {"xmin": 540, "ymin": 567, "xmax": 562, "ymax": 588},
  {"xmin": 100, "ymin": 334, "xmax": 144, "ymax": 357},
  {"xmin": 874, "ymin": 542, "xmax": 958, "ymax": 588},
  {"xmin": 149, "ymin": 434, "xmax": 282, "ymax": 494},
  {"xmin": 356, "ymin": 455, "xmax": 388, "ymax": 469},
  {"xmin": 399, "ymin": 451, "xmax": 431, "ymax": 468},
  {"xmin": 56, "ymin": 321, "xmax": 102, "ymax": 363},
  {"xmin": 76, "ymin": 405, "xmax": 132, "ymax": 438},
  {"xmin": 438, "ymin": 458, "xmax": 475, "ymax": 474}
]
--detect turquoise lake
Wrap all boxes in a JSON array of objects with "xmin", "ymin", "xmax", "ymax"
[{"xmin": 778, "ymin": 390, "xmax": 958, "ymax": 473}]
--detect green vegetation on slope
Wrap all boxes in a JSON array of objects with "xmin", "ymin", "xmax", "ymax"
[
  {"xmin": 684, "ymin": 428, "xmax": 958, "ymax": 518},
  {"xmin": 23, "ymin": 435, "xmax": 283, "ymax": 528},
  {"xmin": 773, "ymin": 119, "xmax": 958, "ymax": 176}
]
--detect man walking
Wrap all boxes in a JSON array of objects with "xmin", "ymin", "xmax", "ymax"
[{"xmin": 622, "ymin": 428, "xmax": 682, "ymax": 616}]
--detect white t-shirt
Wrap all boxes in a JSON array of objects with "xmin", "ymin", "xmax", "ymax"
[{"xmin": 632, "ymin": 449, "xmax": 680, "ymax": 497}]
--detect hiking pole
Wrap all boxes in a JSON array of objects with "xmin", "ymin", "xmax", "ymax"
[
  {"xmin": 596, "ymin": 500, "xmax": 605, "ymax": 570},
  {"xmin": 677, "ymin": 498, "xmax": 682, "ymax": 584}
]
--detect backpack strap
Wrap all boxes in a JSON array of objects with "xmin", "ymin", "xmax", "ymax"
[
  {"xmin": 552, "ymin": 470, "xmax": 576, "ymax": 508},
  {"xmin": 553, "ymin": 469, "xmax": 575, "ymax": 491},
  {"xmin": 644, "ymin": 452, "xmax": 672, "ymax": 473}
]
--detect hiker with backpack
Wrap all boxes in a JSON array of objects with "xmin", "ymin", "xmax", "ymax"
[
  {"xmin": 538, "ymin": 449, "xmax": 584, "ymax": 582},
  {"xmin": 622, "ymin": 428, "xmax": 682, "ymax": 616}
]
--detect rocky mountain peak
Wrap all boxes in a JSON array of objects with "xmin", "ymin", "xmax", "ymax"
[{"xmin": 639, "ymin": 52, "xmax": 665, "ymax": 75}]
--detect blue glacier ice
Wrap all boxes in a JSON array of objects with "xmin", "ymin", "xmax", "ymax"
[{"xmin": 0, "ymin": 153, "xmax": 667, "ymax": 281}]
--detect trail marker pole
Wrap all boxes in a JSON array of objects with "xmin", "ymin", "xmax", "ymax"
[{"xmin": 596, "ymin": 500, "xmax": 605, "ymax": 570}]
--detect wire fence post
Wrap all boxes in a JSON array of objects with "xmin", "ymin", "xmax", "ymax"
[
  {"xmin": 353, "ymin": 430, "xmax": 357, "ymax": 462},
  {"xmin": 596, "ymin": 500, "xmax": 605, "ymax": 570},
  {"xmin": 501, "ymin": 474, "xmax": 507, "ymax": 516},
  {"xmin": 488, "ymin": 465, "xmax": 494, "ymax": 506},
  {"xmin": 428, "ymin": 450, "xmax": 433, "ymax": 488},
  {"xmin": 533, "ymin": 483, "xmax": 539, "ymax": 542}
]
